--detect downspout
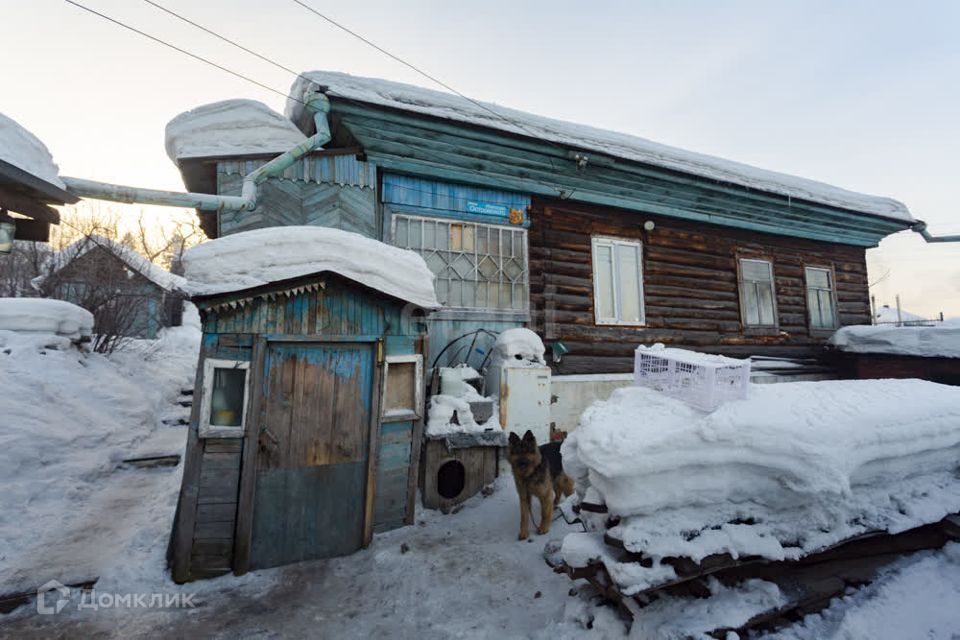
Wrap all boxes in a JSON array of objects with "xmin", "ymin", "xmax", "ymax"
[
  {"xmin": 61, "ymin": 93, "xmax": 331, "ymax": 213},
  {"xmin": 911, "ymin": 221, "xmax": 960, "ymax": 243}
]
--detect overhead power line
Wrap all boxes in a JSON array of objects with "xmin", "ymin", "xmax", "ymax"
[
  {"xmin": 62, "ymin": 0, "xmax": 306, "ymax": 107},
  {"xmin": 141, "ymin": 0, "xmax": 301, "ymax": 79}
]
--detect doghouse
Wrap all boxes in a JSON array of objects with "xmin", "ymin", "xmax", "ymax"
[{"xmin": 169, "ymin": 227, "xmax": 438, "ymax": 582}]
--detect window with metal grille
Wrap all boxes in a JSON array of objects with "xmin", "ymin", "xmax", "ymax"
[
  {"xmin": 739, "ymin": 258, "xmax": 777, "ymax": 328},
  {"xmin": 591, "ymin": 236, "xmax": 645, "ymax": 325},
  {"xmin": 805, "ymin": 266, "xmax": 837, "ymax": 329},
  {"xmin": 392, "ymin": 214, "xmax": 528, "ymax": 311}
]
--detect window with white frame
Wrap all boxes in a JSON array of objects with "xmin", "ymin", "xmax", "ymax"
[
  {"xmin": 381, "ymin": 354, "xmax": 424, "ymax": 422},
  {"xmin": 199, "ymin": 358, "xmax": 250, "ymax": 438},
  {"xmin": 392, "ymin": 214, "xmax": 528, "ymax": 311},
  {"xmin": 591, "ymin": 236, "xmax": 645, "ymax": 325},
  {"xmin": 805, "ymin": 266, "xmax": 837, "ymax": 330},
  {"xmin": 739, "ymin": 258, "xmax": 777, "ymax": 328}
]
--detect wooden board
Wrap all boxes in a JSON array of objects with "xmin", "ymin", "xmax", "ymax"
[{"xmin": 249, "ymin": 340, "xmax": 375, "ymax": 570}]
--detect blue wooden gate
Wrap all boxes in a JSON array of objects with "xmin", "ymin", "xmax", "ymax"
[{"xmin": 250, "ymin": 340, "xmax": 376, "ymax": 569}]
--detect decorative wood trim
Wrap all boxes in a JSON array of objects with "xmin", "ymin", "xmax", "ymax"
[{"xmin": 232, "ymin": 337, "xmax": 267, "ymax": 576}]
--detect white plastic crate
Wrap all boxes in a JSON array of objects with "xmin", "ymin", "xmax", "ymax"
[{"xmin": 634, "ymin": 344, "xmax": 750, "ymax": 411}]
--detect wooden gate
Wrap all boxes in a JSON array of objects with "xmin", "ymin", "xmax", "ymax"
[{"xmin": 241, "ymin": 338, "xmax": 379, "ymax": 570}]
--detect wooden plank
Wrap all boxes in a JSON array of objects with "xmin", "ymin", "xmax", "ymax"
[
  {"xmin": 170, "ymin": 345, "xmax": 210, "ymax": 583},
  {"xmin": 233, "ymin": 336, "xmax": 266, "ymax": 576},
  {"xmin": 363, "ymin": 339, "xmax": 384, "ymax": 547},
  {"xmin": 196, "ymin": 503, "xmax": 237, "ymax": 523},
  {"xmin": 405, "ymin": 334, "xmax": 428, "ymax": 525}
]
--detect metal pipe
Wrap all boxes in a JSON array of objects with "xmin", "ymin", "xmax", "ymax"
[
  {"xmin": 911, "ymin": 221, "xmax": 960, "ymax": 243},
  {"xmin": 62, "ymin": 93, "xmax": 332, "ymax": 212}
]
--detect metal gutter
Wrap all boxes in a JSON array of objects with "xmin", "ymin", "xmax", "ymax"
[
  {"xmin": 61, "ymin": 93, "xmax": 331, "ymax": 212},
  {"xmin": 911, "ymin": 221, "xmax": 960, "ymax": 243}
]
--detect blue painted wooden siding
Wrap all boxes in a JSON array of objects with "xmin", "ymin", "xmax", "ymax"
[
  {"xmin": 216, "ymin": 155, "xmax": 378, "ymax": 238},
  {"xmin": 382, "ymin": 173, "xmax": 531, "ymax": 227}
]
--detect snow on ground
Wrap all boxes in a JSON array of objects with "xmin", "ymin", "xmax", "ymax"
[
  {"xmin": 772, "ymin": 543, "xmax": 960, "ymax": 640},
  {"xmin": 287, "ymin": 71, "xmax": 911, "ymax": 222},
  {"xmin": 0, "ymin": 320, "xmax": 200, "ymax": 595},
  {"xmin": 0, "ymin": 297, "xmax": 93, "ymax": 339},
  {"xmin": 560, "ymin": 380, "xmax": 960, "ymax": 594},
  {"xmin": 829, "ymin": 320, "xmax": 960, "ymax": 358},
  {"xmin": 165, "ymin": 99, "xmax": 307, "ymax": 163},
  {"xmin": 0, "ymin": 112, "xmax": 65, "ymax": 188},
  {"xmin": 183, "ymin": 226, "xmax": 440, "ymax": 308}
]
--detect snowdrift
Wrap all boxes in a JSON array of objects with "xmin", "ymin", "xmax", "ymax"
[
  {"xmin": 0, "ymin": 298, "xmax": 93, "ymax": 339},
  {"xmin": 829, "ymin": 321, "xmax": 960, "ymax": 358},
  {"xmin": 560, "ymin": 380, "xmax": 960, "ymax": 595},
  {"xmin": 183, "ymin": 226, "xmax": 440, "ymax": 309}
]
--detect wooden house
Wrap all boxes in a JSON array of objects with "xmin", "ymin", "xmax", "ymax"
[
  {"xmin": 36, "ymin": 236, "xmax": 186, "ymax": 339},
  {"xmin": 170, "ymin": 229, "xmax": 435, "ymax": 581},
  {"xmin": 170, "ymin": 71, "xmax": 917, "ymax": 377}
]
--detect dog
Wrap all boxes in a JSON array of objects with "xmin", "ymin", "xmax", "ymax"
[{"xmin": 506, "ymin": 430, "xmax": 575, "ymax": 540}]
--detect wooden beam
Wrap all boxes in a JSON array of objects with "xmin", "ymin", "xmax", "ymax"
[
  {"xmin": 232, "ymin": 337, "xmax": 267, "ymax": 576},
  {"xmin": 0, "ymin": 188, "xmax": 61, "ymax": 224},
  {"xmin": 12, "ymin": 218, "xmax": 50, "ymax": 243},
  {"xmin": 362, "ymin": 338, "xmax": 384, "ymax": 547}
]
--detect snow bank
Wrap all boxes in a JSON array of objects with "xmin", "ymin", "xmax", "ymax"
[
  {"xmin": 165, "ymin": 99, "xmax": 307, "ymax": 162},
  {"xmin": 0, "ymin": 112, "xmax": 65, "ymax": 188},
  {"xmin": 183, "ymin": 226, "xmax": 440, "ymax": 308},
  {"xmin": 287, "ymin": 71, "xmax": 911, "ymax": 222},
  {"xmin": 829, "ymin": 323, "xmax": 960, "ymax": 358},
  {"xmin": 491, "ymin": 327, "xmax": 546, "ymax": 365},
  {"xmin": 560, "ymin": 380, "xmax": 960, "ymax": 594},
  {"xmin": 0, "ymin": 297, "xmax": 93, "ymax": 339},
  {"xmin": 35, "ymin": 235, "xmax": 187, "ymax": 293}
]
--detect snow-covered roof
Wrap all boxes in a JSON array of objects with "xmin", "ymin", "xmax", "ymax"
[
  {"xmin": 829, "ymin": 320, "xmax": 960, "ymax": 358},
  {"xmin": 874, "ymin": 305, "xmax": 928, "ymax": 324},
  {"xmin": 165, "ymin": 99, "xmax": 307, "ymax": 163},
  {"xmin": 287, "ymin": 71, "xmax": 912, "ymax": 223},
  {"xmin": 0, "ymin": 112, "xmax": 65, "ymax": 189},
  {"xmin": 36, "ymin": 235, "xmax": 187, "ymax": 293},
  {"xmin": 182, "ymin": 226, "xmax": 441, "ymax": 308},
  {"xmin": 0, "ymin": 297, "xmax": 93, "ymax": 339}
]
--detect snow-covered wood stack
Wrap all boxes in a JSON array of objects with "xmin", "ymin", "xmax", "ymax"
[{"xmin": 554, "ymin": 379, "xmax": 960, "ymax": 635}]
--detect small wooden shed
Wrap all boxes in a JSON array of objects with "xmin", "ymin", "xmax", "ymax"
[{"xmin": 170, "ymin": 268, "xmax": 431, "ymax": 582}]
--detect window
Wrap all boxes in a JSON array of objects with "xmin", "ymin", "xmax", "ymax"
[
  {"xmin": 591, "ymin": 236, "xmax": 645, "ymax": 325},
  {"xmin": 199, "ymin": 358, "xmax": 250, "ymax": 438},
  {"xmin": 393, "ymin": 215, "xmax": 528, "ymax": 311},
  {"xmin": 382, "ymin": 354, "xmax": 424, "ymax": 422},
  {"xmin": 805, "ymin": 267, "xmax": 837, "ymax": 330},
  {"xmin": 739, "ymin": 258, "xmax": 777, "ymax": 328}
]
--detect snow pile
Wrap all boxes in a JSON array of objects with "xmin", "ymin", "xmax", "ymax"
[
  {"xmin": 183, "ymin": 226, "xmax": 440, "ymax": 308},
  {"xmin": 35, "ymin": 235, "xmax": 187, "ymax": 293},
  {"xmin": 829, "ymin": 322, "xmax": 960, "ymax": 358},
  {"xmin": 427, "ymin": 365, "xmax": 499, "ymax": 437},
  {"xmin": 491, "ymin": 327, "xmax": 546, "ymax": 367},
  {"xmin": 0, "ymin": 322, "xmax": 199, "ymax": 592},
  {"xmin": 287, "ymin": 71, "xmax": 911, "ymax": 222},
  {"xmin": 165, "ymin": 99, "xmax": 307, "ymax": 162},
  {"xmin": 0, "ymin": 112, "xmax": 65, "ymax": 188},
  {"xmin": 0, "ymin": 297, "xmax": 93, "ymax": 339},
  {"xmin": 560, "ymin": 380, "xmax": 960, "ymax": 594},
  {"xmin": 873, "ymin": 304, "xmax": 930, "ymax": 325}
]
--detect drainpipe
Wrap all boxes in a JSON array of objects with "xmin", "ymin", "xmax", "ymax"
[
  {"xmin": 61, "ymin": 93, "xmax": 331, "ymax": 212},
  {"xmin": 911, "ymin": 221, "xmax": 960, "ymax": 243}
]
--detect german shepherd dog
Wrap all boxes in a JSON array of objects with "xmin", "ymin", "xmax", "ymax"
[{"xmin": 507, "ymin": 430, "xmax": 575, "ymax": 540}]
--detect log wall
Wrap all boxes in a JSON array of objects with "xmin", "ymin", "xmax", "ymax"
[{"xmin": 528, "ymin": 199, "xmax": 872, "ymax": 374}]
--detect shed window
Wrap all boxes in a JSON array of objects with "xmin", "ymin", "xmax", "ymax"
[
  {"xmin": 199, "ymin": 358, "xmax": 250, "ymax": 438},
  {"xmin": 382, "ymin": 354, "xmax": 424, "ymax": 422},
  {"xmin": 591, "ymin": 236, "xmax": 645, "ymax": 325},
  {"xmin": 739, "ymin": 259, "xmax": 777, "ymax": 328},
  {"xmin": 392, "ymin": 214, "xmax": 528, "ymax": 311},
  {"xmin": 805, "ymin": 267, "xmax": 837, "ymax": 330}
]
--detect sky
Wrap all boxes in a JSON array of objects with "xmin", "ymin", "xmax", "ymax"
[{"xmin": 3, "ymin": 0, "xmax": 959, "ymax": 317}]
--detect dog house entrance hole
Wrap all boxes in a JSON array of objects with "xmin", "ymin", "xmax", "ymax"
[{"xmin": 437, "ymin": 460, "xmax": 466, "ymax": 499}]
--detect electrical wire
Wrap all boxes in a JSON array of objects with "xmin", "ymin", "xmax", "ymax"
[
  {"xmin": 140, "ymin": 0, "xmax": 302, "ymax": 79},
  {"xmin": 62, "ymin": 0, "xmax": 308, "ymax": 108}
]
